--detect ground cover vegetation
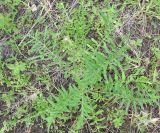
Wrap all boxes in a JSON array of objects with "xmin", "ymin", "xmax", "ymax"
[{"xmin": 0, "ymin": 0, "xmax": 160, "ymax": 132}]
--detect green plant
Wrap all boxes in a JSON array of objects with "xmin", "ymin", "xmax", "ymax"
[
  {"xmin": 6, "ymin": 61, "xmax": 30, "ymax": 90},
  {"xmin": 0, "ymin": 0, "xmax": 160, "ymax": 132},
  {"xmin": 0, "ymin": 0, "xmax": 21, "ymax": 33},
  {"xmin": 0, "ymin": 14, "xmax": 16, "ymax": 33},
  {"xmin": 108, "ymin": 109, "xmax": 126, "ymax": 128}
]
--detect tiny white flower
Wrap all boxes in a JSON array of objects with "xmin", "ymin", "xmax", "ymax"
[
  {"xmin": 31, "ymin": 4, "xmax": 37, "ymax": 12},
  {"xmin": 64, "ymin": 36, "xmax": 70, "ymax": 42}
]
